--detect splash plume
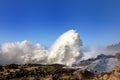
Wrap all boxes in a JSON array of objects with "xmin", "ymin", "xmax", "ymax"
[{"xmin": 0, "ymin": 30, "xmax": 83, "ymax": 66}]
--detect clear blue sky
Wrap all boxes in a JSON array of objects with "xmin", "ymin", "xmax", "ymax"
[{"xmin": 0, "ymin": 0, "xmax": 120, "ymax": 47}]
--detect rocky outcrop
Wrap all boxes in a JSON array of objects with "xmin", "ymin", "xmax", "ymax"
[
  {"xmin": 0, "ymin": 64, "xmax": 77, "ymax": 80},
  {"xmin": 74, "ymin": 64, "xmax": 120, "ymax": 80},
  {"xmin": 92, "ymin": 65, "xmax": 120, "ymax": 80}
]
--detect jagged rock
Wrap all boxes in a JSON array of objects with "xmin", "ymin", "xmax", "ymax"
[
  {"xmin": 0, "ymin": 65, "xmax": 4, "ymax": 72},
  {"xmin": 5, "ymin": 64, "xmax": 19, "ymax": 69},
  {"xmin": 116, "ymin": 53, "xmax": 120, "ymax": 61}
]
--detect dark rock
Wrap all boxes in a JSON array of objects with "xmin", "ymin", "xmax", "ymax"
[{"xmin": 5, "ymin": 64, "xmax": 19, "ymax": 69}]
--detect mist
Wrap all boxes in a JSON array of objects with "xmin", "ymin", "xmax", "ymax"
[{"xmin": 82, "ymin": 43, "xmax": 120, "ymax": 60}]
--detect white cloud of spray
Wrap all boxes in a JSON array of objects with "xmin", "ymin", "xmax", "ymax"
[
  {"xmin": 0, "ymin": 41, "xmax": 33, "ymax": 65},
  {"xmin": 0, "ymin": 30, "xmax": 83, "ymax": 66}
]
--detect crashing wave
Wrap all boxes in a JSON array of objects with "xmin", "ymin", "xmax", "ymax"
[{"xmin": 0, "ymin": 30, "xmax": 83, "ymax": 66}]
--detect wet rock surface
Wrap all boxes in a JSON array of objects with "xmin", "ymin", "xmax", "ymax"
[{"xmin": 0, "ymin": 64, "xmax": 120, "ymax": 80}]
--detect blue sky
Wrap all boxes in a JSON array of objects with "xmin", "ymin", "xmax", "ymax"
[{"xmin": 0, "ymin": 0, "xmax": 120, "ymax": 47}]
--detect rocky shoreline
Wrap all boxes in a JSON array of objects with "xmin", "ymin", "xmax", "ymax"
[{"xmin": 0, "ymin": 63, "xmax": 120, "ymax": 80}]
